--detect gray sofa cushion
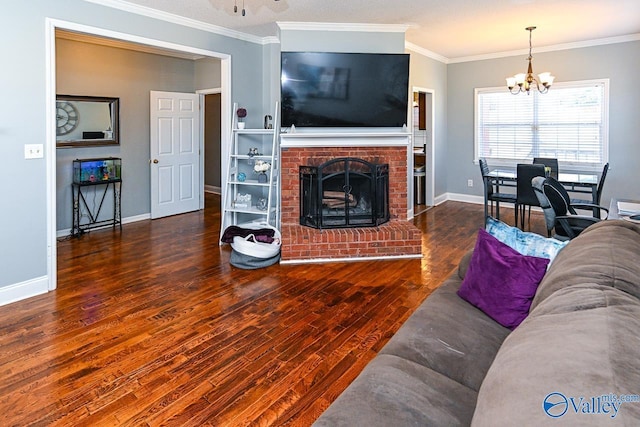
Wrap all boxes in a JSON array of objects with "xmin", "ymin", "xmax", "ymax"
[
  {"xmin": 472, "ymin": 284, "xmax": 640, "ymax": 426},
  {"xmin": 531, "ymin": 220, "xmax": 640, "ymax": 311},
  {"xmin": 313, "ymin": 354, "xmax": 478, "ymax": 427},
  {"xmin": 379, "ymin": 278, "xmax": 511, "ymax": 391}
]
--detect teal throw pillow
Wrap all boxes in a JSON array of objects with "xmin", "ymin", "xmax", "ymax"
[{"xmin": 485, "ymin": 216, "xmax": 568, "ymax": 265}]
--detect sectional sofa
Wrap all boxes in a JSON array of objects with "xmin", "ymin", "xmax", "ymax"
[{"xmin": 313, "ymin": 219, "xmax": 640, "ymax": 426}]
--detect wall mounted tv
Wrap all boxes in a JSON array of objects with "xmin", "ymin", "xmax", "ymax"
[{"xmin": 281, "ymin": 52, "xmax": 410, "ymax": 128}]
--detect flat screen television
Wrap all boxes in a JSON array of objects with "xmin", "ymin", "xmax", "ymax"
[{"xmin": 280, "ymin": 52, "xmax": 410, "ymax": 128}]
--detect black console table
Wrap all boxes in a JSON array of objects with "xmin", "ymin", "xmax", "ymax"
[{"xmin": 72, "ymin": 179, "xmax": 122, "ymax": 236}]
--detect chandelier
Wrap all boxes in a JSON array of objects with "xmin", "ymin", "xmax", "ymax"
[
  {"xmin": 234, "ymin": 0, "xmax": 280, "ymax": 16},
  {"xmin": 506, "ymin": 26, "xmax": 555, "ymax": 95}
]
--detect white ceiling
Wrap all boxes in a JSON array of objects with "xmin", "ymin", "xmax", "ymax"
[{"xmin": 110, "ymin": 0, "xmax": 640, "ymax": 60}]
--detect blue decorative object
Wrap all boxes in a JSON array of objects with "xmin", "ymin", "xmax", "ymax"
[
  {"xmin": 485, "ymin": 216, "xmax": 568, "ymax": 265},
  {"xmin": 237, "ymin": 172, "xmax": 246, "ymax": 182}
]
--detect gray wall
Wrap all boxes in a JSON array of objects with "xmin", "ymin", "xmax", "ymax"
[
  {"xmin": 407, "ymin": 50, "xmax": 448, "ymax": 197},
  {"xmin": 0, "ymin": 0, "xmax": 265, "ymax": 290},
  {"xmin": 56, "ymin": 38, "xmax": 197, "ymax": 231},
  {"xmin": 447, "ymin": 41, "xmax": 640, "ymax": 205}
]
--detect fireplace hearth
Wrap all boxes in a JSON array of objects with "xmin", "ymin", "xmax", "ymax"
[{"xmin": 300, "ymin": 157, "xmax": 389, "ymax": 229}]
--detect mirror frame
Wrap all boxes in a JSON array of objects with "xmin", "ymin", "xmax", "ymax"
[{"xmin": 56, "ymin": 95, "xmax": 120, "ymax": 148}]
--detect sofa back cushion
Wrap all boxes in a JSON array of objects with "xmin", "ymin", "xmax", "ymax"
[
  {"xmin": 530, "ymin": 220, "xmax": 640, "ymax": 311},
  {"xmin": 472, "ymin": 284, "xmax": 640, "ymax": 426}
]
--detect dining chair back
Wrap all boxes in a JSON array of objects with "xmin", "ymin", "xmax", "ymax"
[
  {"xmin": 479, "ymin": 158, "xmax": 517, "ymax": 223},
  {"xmin": 531, "ymin": 176, "xmax": 555, "ymax": 237},
  {"xmin": 570, "ymin": 162, "xmax": 609, "ymax": 218},
  {"xmin": 532, "ymin": 157, "xmax": 559, "ymax": 179},
  {"xmin": 516, "ymin": 163, "xmax": 546, "ymax": 229},
  {"xmin": 595, "ymin": 162, "xmax": 609, "ymax": 204},
  {"xmin": 541, "ymin": 176, "xmax": 607, "ymax": 240}
]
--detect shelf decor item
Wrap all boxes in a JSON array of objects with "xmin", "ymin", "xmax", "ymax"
[
  {"xmin": 247, "ymin": 147, "xmax": 259, "ymax": 165},
  {"xmin": 254, "ymin": 160, "xmax": 270, "ymax": 183},
  {"xmin": 237, "ymin": 107, "xmax": 247, "ymax": 129},
  {"xmin": 233, "ymin": 193, "xmax": 252, "ymax": 209}
]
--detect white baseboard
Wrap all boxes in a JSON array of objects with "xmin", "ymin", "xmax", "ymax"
[
  {"xmin": 0, "ymin": 276, "xmax": 48, "ymax": 307},
  {"xmin": 436, "ymin": 193, "xmax": 484, "ymax": 205},
  {"xmin": 439, "ymin": 192, "xmax": 543, "ymax": 214},
  {"xmin": 56, "ymin": 213, "xmax": 151, "ymax": 238},
  {"xmin": 205, "ymin": 185, "xmax": 221, "ymax": 194}
]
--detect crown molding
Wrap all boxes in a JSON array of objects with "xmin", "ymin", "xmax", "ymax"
[
  {"xmin": 277, "ymin": 21, "xmax": 410, "ymax": 33},
  {"xmin": 448, "ymin": 33, "xmax": 640, "ymax": 64},
  {"xmin": 405, "ymin": 42, "xmax": 449, "ymax": 64},
  {"xmin": 82, "ymin": 0, "xmax": 271, "ymax": 45}
]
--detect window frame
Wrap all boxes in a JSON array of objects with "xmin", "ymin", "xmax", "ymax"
[{"xmin": 474, "ymin": 79, "xmax": 609, "ymax": 172}]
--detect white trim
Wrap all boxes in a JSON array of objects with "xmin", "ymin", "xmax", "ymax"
[
  {"xmin": 82, "ymin": 0, "xmax": 269, "ymax": 45},
  {"xmin": 46, "ymin": 19, "xmax": 57, "ymax": 292},
  {"xmin": 205, "ymin": 185, "xmax": 222, "ymax": 194},
  {"xmin": 445, "ymin": 193, "xmax": 485, "ymax": 205},
  {"xmin": 280, "ymin": 253, "xmax": 422, "ymax": 265},
  {"xmin": 47, "ymin": 19, "xmax": 231, "ymax": 60},
  {"xmin": 197, "ymin": 87, "xmax": 222, "ymax": 95},
  {"xmin": 434, "ymin": 193, "xmax": 449, "ymax": 206},
  {"xmin": 405, "ymin": 42, "xmax": 449, "ymax": 64},
  {"xmin": 277, "ymin": 21, "xmax": 410, "ymax": 33},
  {"xmin": 280, "ymin": 131, "xmax": 411, "ymax": 147},
  {"xmin": 0, "ymin": 276, "xmax": 49, "ymax": 307},
  {"xmin": 450, "ymin": 33, "xmax": 640, "ymax": 64}
]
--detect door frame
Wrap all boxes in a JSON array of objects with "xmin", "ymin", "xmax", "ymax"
[{"xmin": 45, "ymin": 18, "xmax": 231, "ymax": 292}]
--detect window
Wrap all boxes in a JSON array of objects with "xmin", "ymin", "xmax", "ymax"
[{"xmin": 475, "ymin": 79, "xmax": 608, "ymax": 171}]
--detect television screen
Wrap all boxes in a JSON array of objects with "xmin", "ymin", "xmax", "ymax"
[{"xmin": 281, "ymin": 52, "xmax": 409, "ymax": 128}]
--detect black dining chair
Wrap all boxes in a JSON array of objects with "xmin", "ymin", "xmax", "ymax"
[
  {"xmin": 532, "ymin": 157, "xmax": 559, "ymax": 179},
  {"xmin": 516, "ymin": 163, "xmax": 546, "ymax": 230},
  {"xmin": 479, "ymin": 158, "xmax": 517, "ymax": 223},
  {"xmin": 539, "ymin": 176, "xmax": 609, "ymax": 240},
  {"xmin": 571, "ymin": 162, "xmax": 609, "ymax": 218}
]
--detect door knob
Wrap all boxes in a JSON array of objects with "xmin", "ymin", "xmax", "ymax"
[{"xmin": 153, "ymin": 159, "xmax": 159, "ymax": 164}]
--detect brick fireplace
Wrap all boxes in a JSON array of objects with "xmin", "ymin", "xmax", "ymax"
[{"xmin": 279, "ymin": 132, "xmax": 422, "ymax": 263}]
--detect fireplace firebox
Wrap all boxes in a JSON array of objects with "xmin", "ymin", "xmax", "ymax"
[{"xmin": 300, "ymin": 157, "xmax": 389, "ymax": 229}]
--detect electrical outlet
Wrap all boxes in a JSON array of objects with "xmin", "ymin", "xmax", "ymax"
[
  {"xmin": 25, "ymin": 144, "xmax": 44, "ymax": 159},
  {"xmin": 467, "ymin": 179, "xmax": 473, "ymax": 187}
]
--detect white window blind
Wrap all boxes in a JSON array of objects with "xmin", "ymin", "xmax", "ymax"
[{"xmin": 475, "ymin": 80, "xmax": 608, "ymax": 170}]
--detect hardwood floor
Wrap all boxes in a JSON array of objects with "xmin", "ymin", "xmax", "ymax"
[{"xmin": 0, "ymin": 195, "xmax": 545, "ymax": 426}]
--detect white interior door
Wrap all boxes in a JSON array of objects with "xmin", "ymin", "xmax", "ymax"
[{"xmin": 150, "ymin": 91, "xmax": 201, "ymax": 219}]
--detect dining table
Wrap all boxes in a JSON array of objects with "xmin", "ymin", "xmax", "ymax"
[{"xmin": 483, "ymin": 168, "xmax": 599, "ymax": 225}]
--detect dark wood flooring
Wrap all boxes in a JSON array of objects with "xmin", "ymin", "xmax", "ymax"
[{"xmin": 0, "ymin": 195, "xmax": 545, "ymax": 426}]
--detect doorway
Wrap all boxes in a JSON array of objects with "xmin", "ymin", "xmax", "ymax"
[
  {"xmin": 204, "ymin": 93, "xmax": 222, "ymax": 195},
  {"xmin": 46, "ymin": 19, "xmax": 231, "ymax": 292},
  {"xmin": 411, "ymin": 87, "xmax": 435, "ymax": 215}
]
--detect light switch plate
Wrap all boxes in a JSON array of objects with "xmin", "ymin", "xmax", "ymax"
[{"xmin": 25, "ymin": 144, "xmax": 44, "ymax": 159}]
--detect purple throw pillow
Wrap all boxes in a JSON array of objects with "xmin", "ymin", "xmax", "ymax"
[{"xmin": 457, "ymin": 228, "xmax": 549, "ymax": 330}]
